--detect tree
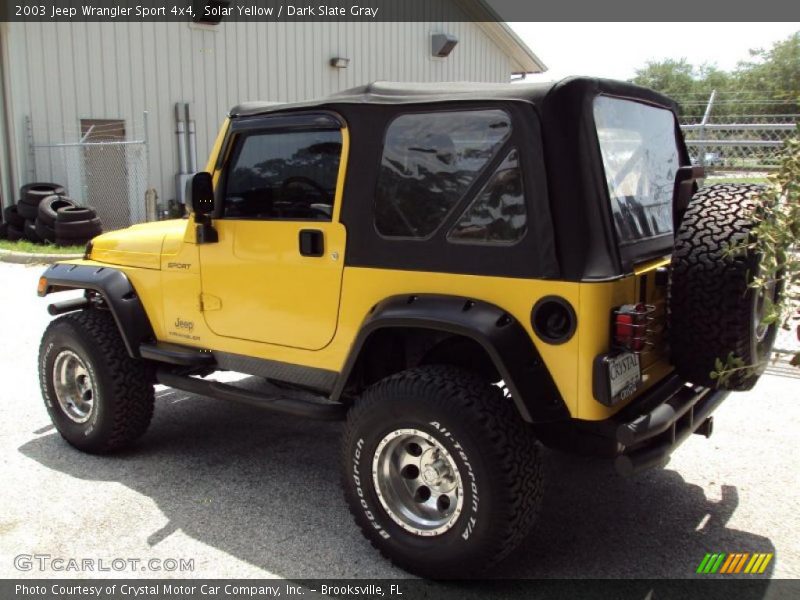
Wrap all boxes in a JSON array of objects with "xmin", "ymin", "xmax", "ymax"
[
  {"xmin": 631, "ymin": 59, "xmax": 732, "ymax": 119},
  {"xmin": 735, "ymin": 33, "xmax": 800, "ymax": 113},
  {"xmin": 631, "ymin": 58, "xmax": 697, "ymax": 98},
  {"xmin": 714, "ymin": 126, "xmax": 800, "ymax": 382},
  {"xmin": 630, "ymin": 31, "xmax": 799, "ymax": 117}
]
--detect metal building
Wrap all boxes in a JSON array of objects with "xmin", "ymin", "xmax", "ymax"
[{"xmin": 0, "ymin": 11, "xmax": 543, "ymax": 228}]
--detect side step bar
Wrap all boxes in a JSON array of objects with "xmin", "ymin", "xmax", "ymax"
[
  {"xmin": 156, "ymin": 368, "xmax": 346, "ymax": 421},
  {"xmin": 140, "ymin": 342, "xmax": 216, "ymax": 367}
]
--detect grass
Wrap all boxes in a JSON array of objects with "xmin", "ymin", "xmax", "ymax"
[{"xmin": 0, "ymin": 239, "xmax": 85, "ymax": 254}]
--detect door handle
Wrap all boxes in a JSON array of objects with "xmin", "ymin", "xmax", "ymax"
[{"xmin": 299, "ymin": 229, "xmax": 324, "ymax": 257}]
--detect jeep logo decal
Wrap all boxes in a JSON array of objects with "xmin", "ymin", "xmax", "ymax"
[{"xmin": 174, "ymin": 318, "xmax": 194, "ymax": 331}]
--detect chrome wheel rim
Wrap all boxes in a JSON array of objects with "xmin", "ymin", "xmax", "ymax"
[
  {"xmin": 52, "ymin": 350, "xmax": 95, "ymax": 423},
  {"xmin": 372, "ymin": 428, "xmax": 463, "ymax": 536},
  {"xmin": 753, "ymin": 278, "xmax": 778, "ymax": 346}
]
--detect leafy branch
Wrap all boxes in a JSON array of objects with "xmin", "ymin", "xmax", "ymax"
[{"xmin": 712, "ymin": 124, "xmax": 800, "ymax": 384}]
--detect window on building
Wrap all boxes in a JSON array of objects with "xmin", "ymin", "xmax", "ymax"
[
  {"xmin": 447, "ymin": 148, "xmax": 527, "ymax": 244},
  {"xmin": 374, "ymin": 109, "xmax": 512, "ymax": 238},
  {"xmin": 224, "ymin": 129, "xmax": 342, "ymax": 221}
]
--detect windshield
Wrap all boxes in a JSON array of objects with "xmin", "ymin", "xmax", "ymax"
[{"xmin": 594, "ymin": 96, "xmax": 680, "ymax": 246}]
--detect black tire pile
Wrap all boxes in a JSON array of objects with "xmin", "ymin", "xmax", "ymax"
[{"xmin": 0, "ymin": 182, "xmax": 103, "ymax": 246}]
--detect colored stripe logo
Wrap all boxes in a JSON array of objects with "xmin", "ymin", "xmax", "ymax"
[{"xmin": 697, "ymin": 552, "xmax": 773, "ymax": 574}]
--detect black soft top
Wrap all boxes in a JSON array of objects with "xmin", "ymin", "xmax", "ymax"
[
  {"xmin": 227, "ymin": 77, "xmax": 686, "ymax": 281},
  {"xmin": 230, "ymin": 77, "xmax": 677, "ymax": 119}
]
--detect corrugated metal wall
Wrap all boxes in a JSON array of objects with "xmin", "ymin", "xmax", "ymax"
[{"xmin": 3, "ymin": 18, "xmax": 514, "ymax": 212}]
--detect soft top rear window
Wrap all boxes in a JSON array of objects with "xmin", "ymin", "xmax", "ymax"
[{"xmin": 593, "ymin": 96, "xmax": 680, "ymax": 247}]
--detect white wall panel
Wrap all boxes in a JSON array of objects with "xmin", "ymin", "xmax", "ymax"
[{"xmin": 3, "ymin": 17, "xmax": 516, "ymax": 211}]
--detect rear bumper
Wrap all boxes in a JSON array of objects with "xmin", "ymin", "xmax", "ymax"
[{"xmin": 611, "ymin": 373, "xmax": 729, "ymax": 475}]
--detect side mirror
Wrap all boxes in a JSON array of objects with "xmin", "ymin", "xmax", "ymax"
[
  {"xmin": 187, "ymin": 172, "xmax": 218, "ymax": 244},
  {"xmin": 187, "ymin": 171, "xmax": 215, "ymax": 216}
]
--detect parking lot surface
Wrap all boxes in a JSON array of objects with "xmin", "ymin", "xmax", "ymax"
[{"xmin": 0, "ymin": 262, "xmax": 798, "ymax": 580}]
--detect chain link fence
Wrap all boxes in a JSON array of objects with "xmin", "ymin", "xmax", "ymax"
[
  {"xmin": 28, "ymin": 115, "xmax": 149, "ymax": 232},
  {"xmin": 676, "ymin": 92, "xmax": 798, "ymax": 177}
]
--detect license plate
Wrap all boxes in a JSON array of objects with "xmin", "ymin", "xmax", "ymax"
[{"xmin": 608, "ymin": 352, "xmax": 641, "ymax": 403}]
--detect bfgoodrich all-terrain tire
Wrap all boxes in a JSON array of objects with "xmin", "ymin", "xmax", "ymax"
[
  {"xmin": 39, "ymin": 309, "xmax": 155, "ymax": 453},
  {"xmin": 342, "ymin": 365, "xmax": 542, "ymax": 578},
  {"xmin": 669, "ymin": 183, "xmax": 780, "ymax": 391}
]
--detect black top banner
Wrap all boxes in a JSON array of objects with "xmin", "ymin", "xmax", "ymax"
[{"xmin": 1, "ymin": 0, "xmax": 798, "ymax": 22}]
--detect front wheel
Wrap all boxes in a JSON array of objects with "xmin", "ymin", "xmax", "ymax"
[
  {"xmin": 341, "ymin": 365, "xmax": 542, "ymax": 577},
  {"xmin": 38, "ymin": 309, "xmax": 155, "ymax": 453}
]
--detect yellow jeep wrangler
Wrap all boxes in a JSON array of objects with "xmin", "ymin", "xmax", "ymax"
[{"xmin": 36, "ymin": 78, "xmax": 779, "ymax": 577}]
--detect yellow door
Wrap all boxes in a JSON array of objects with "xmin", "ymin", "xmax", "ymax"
[{"xmin": 198, "ymin": 119, "xmax": 348, "ymax": 351}]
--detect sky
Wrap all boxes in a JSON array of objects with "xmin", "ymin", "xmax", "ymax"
[{"xmin": 508, "ymin": 23, "xmax": 800, "ymax": 81}]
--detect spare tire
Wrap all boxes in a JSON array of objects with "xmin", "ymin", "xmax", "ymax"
[
  {"xmin": 56, "ymin": 205, "xmax": 96, "ymax": 223},
  {"xmin": 23, "ymin": 219, "xmax": 41, "ymax": 243},
  {"xmin": 668, "ymin": 183, "xmax": 780, "ymax": 391},
  {"xmin": 20, "ymin": 182, "xmax": 65, "ymax": 205},
  {"xmin": 35, "ymin": 219, "xmax": 57, "ymax": 243},
  {"xmin": 38, "ymin": 195, "xmax": 77, "ymax": 226},
  {"xmin": 3, "ymin": 204, "xmax": 25, "ymax": 228},
  {"xmin": 55, "ymin": 217, "xmax": 103, "ymax": 240}
]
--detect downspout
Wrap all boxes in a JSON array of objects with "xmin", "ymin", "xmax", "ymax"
[
  {"xmin": 174, "ymin": 102, "xmax": 188, "ymax": 205},
  {"xmin": 186, "ymin": 102, "xmax": 197, "ymax": 174},
  {"xmin": 175, "ymin": 102, "xmax": 188, "ymax": 177}
]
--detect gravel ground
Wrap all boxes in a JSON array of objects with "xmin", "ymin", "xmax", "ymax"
[{"xmin": 0, "ymin": 261, "xmax": 797, "ymax": 581}]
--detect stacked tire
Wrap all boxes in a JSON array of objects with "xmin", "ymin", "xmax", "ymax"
[{"xmin": 0, "ymin": 182, "xmax": 103, "ymax": 246}]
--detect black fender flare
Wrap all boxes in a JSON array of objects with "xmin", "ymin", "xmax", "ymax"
[
  {"xmin": 38, "ymin": 263, "xmax": 154, "ymax": 358},
  {"xmin": 332, "ymin": 294, "xmax": 569, "ymax": 423}
]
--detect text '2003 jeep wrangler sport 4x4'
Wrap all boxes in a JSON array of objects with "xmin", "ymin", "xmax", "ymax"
[{"xmin": 37, "ymin": 78, "xmax": 780, "ymax": 577}]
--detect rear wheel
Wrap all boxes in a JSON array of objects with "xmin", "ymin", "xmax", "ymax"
[
  {"xmin": 39, "ymin": 309, "xmax": 155, "ymax": 453},
  {"xmin": 669, "ymin": 183, "xmax": 781, "ymax": 390},
  {"xmin": 341, "ymin": 365, "xmax": 542, "ymax": 578}
]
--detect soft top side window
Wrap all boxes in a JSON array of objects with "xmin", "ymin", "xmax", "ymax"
[
  {"xmin": 447, "ymin": 148, "xmax": 527, "ymax": 245},
  {"xmin": 374, "ymin": 109, "xmax": 511, "ymax": 239},
  {"xmin": 224, "ymin": 128, "xmax": 342, "ymax": 221}
]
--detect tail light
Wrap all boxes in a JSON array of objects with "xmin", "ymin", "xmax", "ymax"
[{"xmin": 612, "ymin": 303, "xmax": 655, "ymax": 353}]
